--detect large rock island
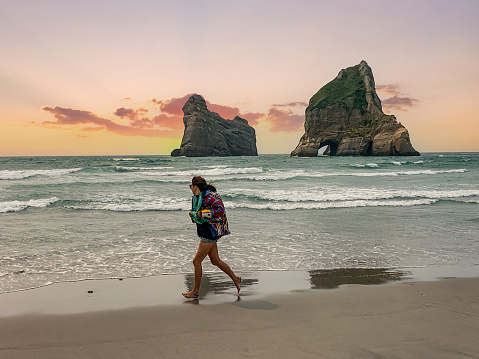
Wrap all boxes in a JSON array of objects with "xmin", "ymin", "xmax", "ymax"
[
  {"xmin": 291, "ymin": 61, "xmax": 419, "ymax": 156},
  {"xmin": 171, "ymin": 94, "xmax": 258, "ymax": 157}
]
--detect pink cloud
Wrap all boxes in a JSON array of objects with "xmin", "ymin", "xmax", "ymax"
[
  {"xmin": 129, "ymin": 118, "xmax": 155, "ymax": 129},
  {"xmin": 114, "ymin": 107, "xmax": 137, "ymax": 119},
  {"xmin": 152, "ymin": 113, "xmax": 184, "ymax": 131},
  {"xmin": 153, "ymin": 94, "xmax": 194, "ymax": 116},
  {"xmin": 114, "ymin": 107, "xmax": 154, "ymax": 129},
  {"xmin": 381, "ymin": 95, "xmax": 419, "ymax": 111},
  {"xmin": 242, "ymin": 112, "xmax": 263, "ymax": 126},
  {"xmin": 42, "ymin": 106, "xmax": 178, "ymax": 138},
  {"xmin": 376, "ymin": 84, "xmax": 419, "ymax": 112},
  {"xmin": 153, "ymin": 94, "xmax": 262, "ymax": 126},
  {"xmin": 265, "ymin": 107, "xmax": 304, "ymax": 133},
  {"xmin": 43, "ymin": 94, "xmax": 307, "ymax": 139},
  {"xmin": 208, "ymin": 103, "xmax": 241, "ymax": 120},
  {"xmin": 376, "ymin": 84, "xmax": 401, "ymax": 95},
  {"xmin": 271, "ymin": 102, "xmax": 308, "ymax": 107}
]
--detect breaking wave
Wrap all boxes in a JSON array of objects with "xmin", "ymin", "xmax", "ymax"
[
  {"xmin": 0, "ymin": 197, "xmax": 60, "ymax": 213},
  {"xmin": 226, "ymin": 188, "xmax": 479, "ymax": 203},
  {"xmin": 0, "ymin": 168, "xmax": 82, "ymax": 180},
  {"xmin": 226, "ymin": 198, "xmax": 438, "ymax": 210},
  {"xmin": 239, "ymin": 168, "xmax": 467, "ymax": 181}
]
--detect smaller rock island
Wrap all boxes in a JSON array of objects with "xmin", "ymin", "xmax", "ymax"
[
  {"xmin": 291, "ymin": 61, "xmax": 419, "ymax": 157},
  {"xmin": 171, "ymin": 95, "xmax": 258, "ymax": 157}
]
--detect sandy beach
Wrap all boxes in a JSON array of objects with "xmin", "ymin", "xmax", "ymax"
[{"xmin": 1, "ymin": 269, "xmax": 478, "ymax": 359}]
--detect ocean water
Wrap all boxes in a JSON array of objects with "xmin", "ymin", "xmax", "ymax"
[{"xmin": 0, "ymin": 153, "xmax": 478, "ymax": 293}]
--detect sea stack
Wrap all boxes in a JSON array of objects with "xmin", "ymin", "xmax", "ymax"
[
  {"xmin": 171, "ymin": 94, "xmax": 258, "ymax": 157},
  {"xmin": 291, "ymin": 61, "xmax": 419, "ymax": 156}
]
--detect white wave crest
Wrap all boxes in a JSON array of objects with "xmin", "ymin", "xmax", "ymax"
[
  {"xmin": 0, "ymin": 168, "xmax": 82, "ymax": 180},
  {"xmin": 115, "ymin": 166, "xmax": 174, "ymax": 171},
  {"xmin": 350, "ymin": 163, "xmax": 380, "ymax": 168},
  {"xmin": 142, "ymin": 167, "xmax": 264, "ymax": 178},
  {"xmin": 67, "ymin": 198, "xmax": 190, "ymax": 212},
  {"xmin": 0, "ymin": 197, "xmax": 60, "ymax": 213},
  {"xmin": 242, "ymin": 168, "xmax": 467, "ymax": 180},
  {"xmin": 112, "ymin": 158, "xmax": 140, "ymax": 161},
  {"xmin": 229, "ymin": 188, "xmax": 479, "ymax": 203},
  {"xmin": 202, "ymin": 165, "xmax": 229, "ymax": 169},
  {"xmin": 225, "ymin": 199, "xmax": 437, "ymax": 210}
]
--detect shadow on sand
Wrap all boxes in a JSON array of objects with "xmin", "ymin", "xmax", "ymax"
[{"xmin": 184, "ymin": 272, "xmax": 259, "ymax": 298}]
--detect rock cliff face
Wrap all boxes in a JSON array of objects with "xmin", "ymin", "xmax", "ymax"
[
  {"xmin": 291, "ymin": 61, "xmax": 419, "ymax": 157},
  {"xmin": 171, "ymin": 95, "xmax": 258, "ymax": 157}
]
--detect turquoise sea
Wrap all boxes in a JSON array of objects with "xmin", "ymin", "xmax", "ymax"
[{"xmin": 1, "ymin": 153, "xmax": 478, "ymax": 293}]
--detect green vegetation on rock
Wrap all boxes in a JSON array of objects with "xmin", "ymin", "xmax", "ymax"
[
  {"xmin": 308, "ymin": 64, "xmax": 368, "ymax": 114},
  {"xmin": 347, "ymin": 120, "xmax": 377, "ymax": 137}
]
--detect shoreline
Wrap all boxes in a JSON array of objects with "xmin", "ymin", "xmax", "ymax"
[
  {"xmin": 1, "ymin": 265, "xmax": 478, "ymax": 317},
  {"xmin": 0, "ymin": 272, "xmax": 478, "ymax": 358}
]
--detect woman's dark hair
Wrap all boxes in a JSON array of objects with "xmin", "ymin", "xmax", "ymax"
[{"xmin": 191, "ymin": 176, "xmax": 216, "ymax": 192}]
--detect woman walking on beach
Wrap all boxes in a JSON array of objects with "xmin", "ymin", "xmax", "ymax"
[{"xmin": 182, "ymin": 176, "xmax": 241, "ymax": 299}]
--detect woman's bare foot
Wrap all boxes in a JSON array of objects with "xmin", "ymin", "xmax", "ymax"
[
  {"xmin": 234, "ymin": 276, "xmax": 241, "ymax": 293},
  {"xmin": 182, "ymin": 290, "xmax": 199, "ymax": 299}
]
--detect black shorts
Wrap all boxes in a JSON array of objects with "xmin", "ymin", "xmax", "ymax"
[{"xmin": 196, "ymin": 222, "xmax": 216, "ymax": 241}]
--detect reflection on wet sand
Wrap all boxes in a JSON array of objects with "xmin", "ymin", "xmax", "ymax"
[
  {"xmin": 309, "ymin": 268, "xmax": 409, "ymax": 289},
  {"xmin": 183, "ymin": 268, "xmax": 410, "ymax": 300},
  {"xmin": 184, "ymin": 273, "xmax": 259, "ymax": 298}
]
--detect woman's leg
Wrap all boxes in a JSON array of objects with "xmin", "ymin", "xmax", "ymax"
[
  {"xmin": 182, "ymin": 241, "xmax": 215, "ymax": 298},
  {"xmin": 208, "ymin": 243, "xmax": 241, "ymax": 293}
]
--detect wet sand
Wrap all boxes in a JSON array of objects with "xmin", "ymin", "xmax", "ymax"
[{"xmin": 1, "ymin": 270, "xmax": 478, "ymax": 358}]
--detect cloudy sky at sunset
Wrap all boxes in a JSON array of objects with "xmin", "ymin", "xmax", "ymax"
[{"xmin": 1, "ymin": 0, "xmax": 478, "ymax": 156}]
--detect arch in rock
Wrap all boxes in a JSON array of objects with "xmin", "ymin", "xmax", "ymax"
[{"xmin": 319, "ymin": 139, "xmax": 339, "ymax": 156}]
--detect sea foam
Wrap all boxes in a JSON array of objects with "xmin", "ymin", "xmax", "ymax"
[
  {"xmin": 0, "ymin": 168, "xmax": 82, "ymax": 180},
  {"xmin": 225, "ymin": 198, "xmax": 438, "ymax": 210},
  {"xmin": 0, "ymin": 197, "xmax": 59, "ymax": 213},
  {"xmin": 228, "ymin": 188, "xmax": 479, "ymax": 203},
  {"xmin": 142, "ymin": 167, "xmax": 264, "ymax": 177},
  {"xmin": 239, "ymin": 168, "xmax": 467, "ymax": 181}
]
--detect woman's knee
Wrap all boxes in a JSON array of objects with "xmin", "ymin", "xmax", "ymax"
[
  {"xmin": 209, "ymin": 258, "xmax": 221, "ymax": 266},
  {"xmin": 193, "ymin": 257, "xmax": 202, "ymax": 266}
]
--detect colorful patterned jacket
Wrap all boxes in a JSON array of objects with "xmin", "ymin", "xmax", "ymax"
[{"xmin": 192, "ymin": 190, "xmax": 230, "ymax": 239}]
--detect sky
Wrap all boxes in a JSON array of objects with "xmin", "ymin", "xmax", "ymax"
[{"xmin": 1, "ymin": 0, "xmax": 478, "ymax": 156}]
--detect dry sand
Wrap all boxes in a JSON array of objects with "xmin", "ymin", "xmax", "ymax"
[{"xmin": 1, "ymin": 274, "xmax": 478, "ymax": 359}]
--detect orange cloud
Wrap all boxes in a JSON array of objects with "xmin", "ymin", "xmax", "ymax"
[{"xmin": 82, "ymin": 126, "xmax": 104, "ymax": 132}]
